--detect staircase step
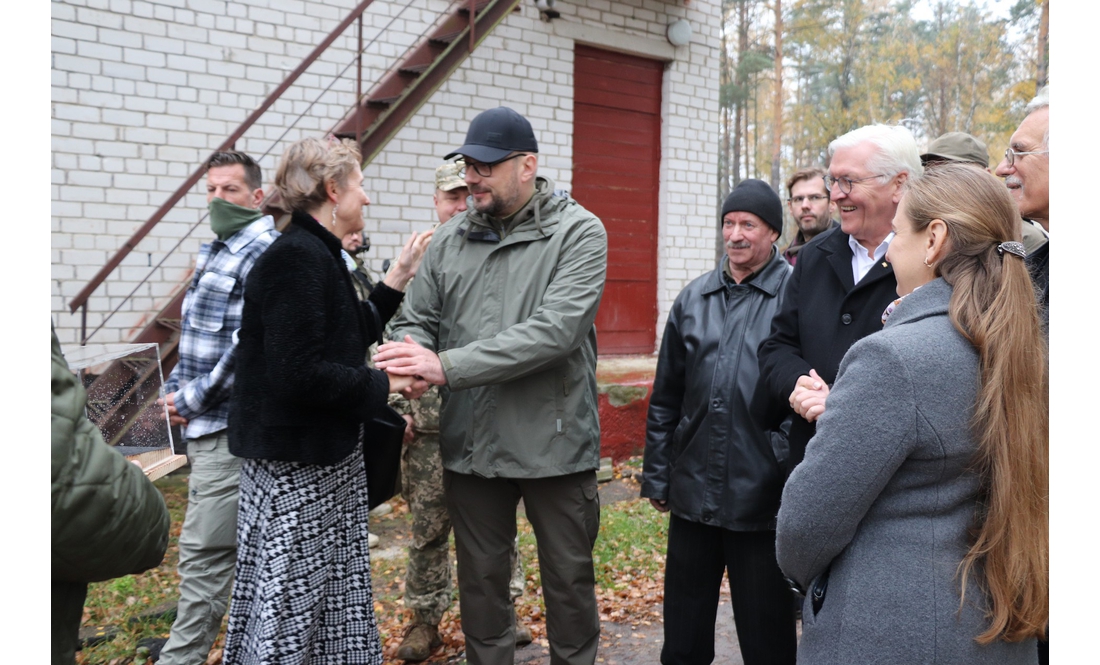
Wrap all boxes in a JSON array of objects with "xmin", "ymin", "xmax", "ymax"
[
  {"xmin": 432, "ymin": 30, "xmax": 464, "ymax": 45},
  {"xmin": 457, "ymin": 0, "xmax": 492, "ymax": 14}
]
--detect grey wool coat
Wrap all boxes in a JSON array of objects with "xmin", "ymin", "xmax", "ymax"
[{"xmin": 776, "ymin": 279, "xmax": 1037, "ymax": 664}]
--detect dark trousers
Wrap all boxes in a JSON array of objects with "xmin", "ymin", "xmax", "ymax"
[
  {"xmin": 661, "ymin": 515, "xmax": 796, "ymax": 665},
  {"xmin": 444, "ymin": 469, "xmax": 601, "ymax": 665}
]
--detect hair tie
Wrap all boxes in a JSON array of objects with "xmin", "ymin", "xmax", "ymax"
[{"xmin": 996, "ymin": 241, "xmax": 1026, "ymax": 259}]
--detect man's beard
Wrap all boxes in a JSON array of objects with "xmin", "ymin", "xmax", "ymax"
[
  {"xmin": 472, "ymin": 186, "xmax": 522, "ymax": 218},
  {"xmin": 800, "ymin": 212, "xmax": 832, "ymax": 236}
]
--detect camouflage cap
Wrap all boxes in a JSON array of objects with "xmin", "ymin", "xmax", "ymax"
[
  {"xmin": 435, "ymin": 159, "xmax": 467, "ymax": 192},
  {"xmin": 921, "ymin": 132, "xmax": 988, "ymax": 168}
]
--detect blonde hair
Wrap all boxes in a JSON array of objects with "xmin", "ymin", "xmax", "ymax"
[
  {"xmin": 275, "ymin": 137, "xmax": 362, "ymax": 213},
  {"xmin": 903, "ymin": 163, "xmax": 1048, "ymax": 644}
]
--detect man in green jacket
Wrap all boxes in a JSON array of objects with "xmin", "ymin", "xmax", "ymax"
[
  {"xmin": 376, "ymin": 107, "xmax": 608, "ymax": 665},
  {"xmin": 389, "ymin": 160, "xmax": 534, "ymax": 661},
  {"xmin": 51, "ymin": 328, "xmax": 170, "ymax": 664}
]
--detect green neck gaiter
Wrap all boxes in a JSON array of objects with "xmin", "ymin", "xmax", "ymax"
[{"xmin": 209, "ymin": 197, "xmax": 264, "ymax": 241}]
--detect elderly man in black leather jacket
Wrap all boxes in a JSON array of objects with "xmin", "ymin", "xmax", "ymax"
[{"xmin": 642, "ymin": 179, "xmax": 797, "ymax": 665}]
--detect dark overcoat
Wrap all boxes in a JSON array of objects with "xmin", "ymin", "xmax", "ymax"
[{"xmin": 754, "ymin": 226, "xmax": 898, "ymax": 470}]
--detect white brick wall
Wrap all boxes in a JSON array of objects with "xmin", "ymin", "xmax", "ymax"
[{"xmin": 51, "ymin": 0, "xmax": 720, "ymax": 351}]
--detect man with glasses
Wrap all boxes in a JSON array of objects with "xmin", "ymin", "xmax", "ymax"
[
  {"xmin": 996, "ymin": 85, "xmax": 1049, "ymax": 326},
  {"xmin": 390, "ymin": 160, "xmax": 533, "ymax": 661},
  {"xmin": 782, "ymin": 167, "xmax": 838, "ymax": 265},
  {"xmin": 921, "ymin": 131, "xmax": 1048, "ymax": 256},
  {"xmin": 375, "ymin": 106, "xmax": 608, "ymax": 665},
  {"xmin": 755, "ymin": 124, "xmax": 921, "ymax": 475}
]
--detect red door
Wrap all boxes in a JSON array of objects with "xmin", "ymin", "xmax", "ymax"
[{"xmin": 573, "ymin": 45, "xmax": 663, "ymax": 355}]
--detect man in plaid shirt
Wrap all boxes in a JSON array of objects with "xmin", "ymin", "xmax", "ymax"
[{"xmin": 153, "ymin": 151, "xmax": 279, "ymax": 665}]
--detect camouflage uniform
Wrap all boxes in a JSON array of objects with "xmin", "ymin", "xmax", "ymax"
[{"xmin": 348, "ymin": 253, "xmax": 379, "ymax": 303}]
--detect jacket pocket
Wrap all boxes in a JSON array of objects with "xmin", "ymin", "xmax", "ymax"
[
  {"xmin": 553, "ymin": 370, "xmax": 566, "ymax": 436},
  {"xmin": 186, "ymin": 272, "xmax": 237, "ymax": 332},
  {"xmin": 810, "ymin": 567, "xmax": 830, "ymax": 617},
  {"xmin": 581, "ymin": 475, "xmax": 600, "ymax": 546},
  {"xmin": 671, "ymin": 415, "xmax": 691, "ymax": 450}
]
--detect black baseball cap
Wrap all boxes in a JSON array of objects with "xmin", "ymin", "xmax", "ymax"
[{"xmin": 444, "ymin": 106, "xmax": 539, "ymax": 163}]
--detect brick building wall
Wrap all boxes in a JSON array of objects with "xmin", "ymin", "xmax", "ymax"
[{"xmin": 51, "ymin": 0, "xmax": 719, "ymax": 349}]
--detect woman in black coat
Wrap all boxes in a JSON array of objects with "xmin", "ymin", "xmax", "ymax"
[{"xmin": 224, "ymin": 137, "xmax": 431, "ymax": 665}]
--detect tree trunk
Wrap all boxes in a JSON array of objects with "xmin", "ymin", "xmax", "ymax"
[
  {"xmin": 733, "ymin": 0, "xmax": 748, "ymax": 186},
  {"xmin": 770, "ymin": 0, "xmax": 783, "ymax": 190},
  {"xmin": 1036, "ymin": 0, "xmax": 1049, "ymax": 90},
  {"xmin": 720, "ymin": 20, "xmax": 732, "ymax": 200}
]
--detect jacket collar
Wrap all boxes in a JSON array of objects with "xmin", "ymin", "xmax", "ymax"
[
  {"xmin": 815, "ymin": 225, "xmax": 894, "ymax": 291},
  {"xmin": 702, "ymin": 247, "xmax": 788, "ymax": 296},
  {"xmin": 458, "ymin": 176, "xmax": 564, "ymax": 243},
  {"xmin": 883, "ymin": 278, "xmax": 951, "ymax": 329},
  {"xmin": 221, "ymin": 215, "xmax": 276, "ymax": 254},
  {"xmin": 290, "ymin": 209, "xmax": 344, "ymax": 258}
]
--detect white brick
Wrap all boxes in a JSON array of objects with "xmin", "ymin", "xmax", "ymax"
[
  {"xmin": 53, "ymin": 104, "xmax": 100, "ymax": 123},
  {"xmin": 166, "ymin": 53, "xmax": 207, "ymax": 73},
  {"xmin": 124, "ymin": 15, "xmax": 167, "ymax": 36},
  {"xmin": 148, "ymin": 67, "xmax": 188, "ymax": 85},
  {"xmin": 53, "ymin": 53, "xmax": 101, "ymax": 75},
  {"xmin": 77, "ymin": 41, "xmax": 123, "ymax": 61},
  {"xmin": 72, "ymin": 122, "xmax": 118, "ymax": 140},
  {"xmin": 76, "ymin": 7, "xmax": 124, "ymax": 29},
  {"xmin": 103, "ymin": 108, "xmax": 146, "ymax": 126},
  {"xmin": 145, "ymin": 35, "xmax": 186, "ymax": 55}
]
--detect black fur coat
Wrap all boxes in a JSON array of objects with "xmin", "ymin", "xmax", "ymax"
[{"xmin": 229, "ymin": 209, "xmax": 402, "ymax": 465}]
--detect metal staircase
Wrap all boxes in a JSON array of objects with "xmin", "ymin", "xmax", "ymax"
[{"xmin": 64, "ymin": 0, "xmax": 521, "ymax": 443}]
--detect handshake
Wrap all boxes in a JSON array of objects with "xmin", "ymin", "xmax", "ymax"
[{"xmin": 376, "ymin": 335, "xmax": 446, "ymax": 400}]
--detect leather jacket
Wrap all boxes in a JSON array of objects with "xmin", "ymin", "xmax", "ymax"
[{"xmin": 642, "ymin": 248, "xmax": 792, "ymax": 530}]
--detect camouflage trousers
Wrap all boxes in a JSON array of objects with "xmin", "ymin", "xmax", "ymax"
[{"xmin": 401, "ymin": 432, "xmax": 525, "ymax": 627}]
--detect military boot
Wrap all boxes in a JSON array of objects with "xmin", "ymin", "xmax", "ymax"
[
  {"xmin": 396, "ymin": 623, "xmax": 443, "ymax": 662},
  {"xmin": 514, "ymin": 612, "xmax": 533, "ymax": 647}
]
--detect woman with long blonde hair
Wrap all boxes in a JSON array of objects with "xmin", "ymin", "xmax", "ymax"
[{"xmin": 776, "ymin": 162, "xmax": 1047, "ymax": 663}]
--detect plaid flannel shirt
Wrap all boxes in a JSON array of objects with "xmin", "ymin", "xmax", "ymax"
[{"xmin": 164, "ymin": 216, "xmax": 279, "ymax": 439}]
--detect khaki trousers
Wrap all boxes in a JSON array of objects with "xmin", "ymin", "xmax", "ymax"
[{"xmin": 159, "ymin": 431, "xmax": 240, "ymax": 665}]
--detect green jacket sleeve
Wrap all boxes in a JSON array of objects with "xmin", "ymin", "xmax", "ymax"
[
  {"xmin": 387, "ymin": 243, "xmax": 444, "ymax": 353},
  {"xmin": 51, "ymin": 328, "xmax": 170, "ymax": 584},
  {"xmin": 440, "ymin": 218, "xmax": 608, "ymax": 389}
]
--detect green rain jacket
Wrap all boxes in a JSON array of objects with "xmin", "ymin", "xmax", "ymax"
[
  {"xmin": 390, "ymin": 176, "xmax": 608, "ymax": 479},
  {"xmin": 51, "ymin": 328, "xmax": 170, "ymax": 664}
]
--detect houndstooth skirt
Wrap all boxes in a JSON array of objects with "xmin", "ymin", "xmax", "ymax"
[{"xmin": 223, "ymin": 440, "xmax": 382, "ymax": 665}]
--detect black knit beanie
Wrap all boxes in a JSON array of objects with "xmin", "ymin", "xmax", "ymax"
[{"xmin": 720, "ymin": 179, "xmax": 783, "ymax": 236}]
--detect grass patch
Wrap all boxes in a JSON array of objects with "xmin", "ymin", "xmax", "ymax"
[{"xmin": 593, "ymin": 497, "xmax": 668, "ymax": 590}]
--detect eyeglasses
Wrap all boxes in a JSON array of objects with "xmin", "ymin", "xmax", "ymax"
[
  {"xmin": 1003, "ymin": 147, "xmax": 1049, "ymax": 167},
  {"xmin": 823, "ymin": 174, "xmax": 887, "ymax": 195},
  {"xmin": 788, "ymin": 194, "xmax": 829, "ymax": 205},
  {"xmin": 459, "ymin": 153, "xmax": 529, "ymax": 178}
]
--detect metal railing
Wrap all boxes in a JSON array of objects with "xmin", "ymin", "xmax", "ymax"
[{"xmin": 66, "ymin": 0, "xmax": 433, "ymax": 343}]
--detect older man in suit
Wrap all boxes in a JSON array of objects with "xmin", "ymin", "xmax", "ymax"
[{"xmin": 755, "ymin": 124, "xmax": 923, "ymax": 472}]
